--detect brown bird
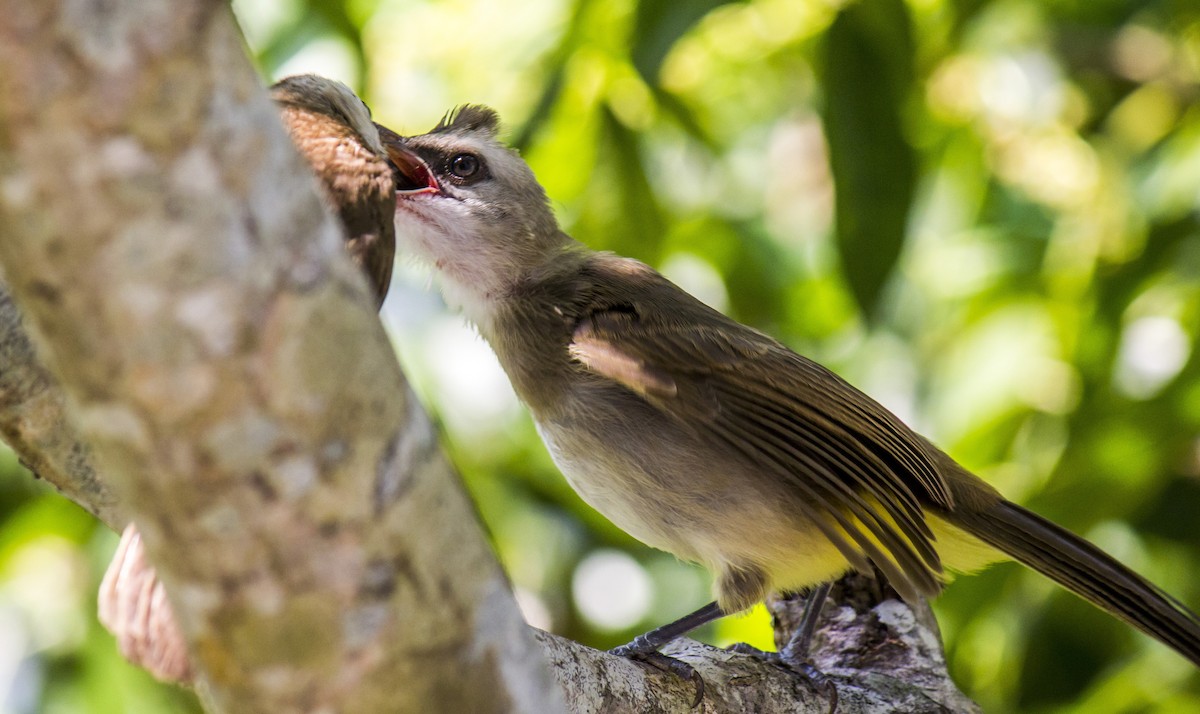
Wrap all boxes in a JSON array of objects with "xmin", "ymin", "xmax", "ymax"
[
  {"xmin": 382, "ymin": 106, "xmax": 1200, "ymax": 690},
  {"xmin": 99, "ymin": 74, "xmax": 397, "ymax": 682},
  {"xmin": 270, "ymin": 74, "xmax": 396, "ymax": 308}
]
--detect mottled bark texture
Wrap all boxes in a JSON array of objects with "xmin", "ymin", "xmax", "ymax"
[
  {"xmin": 0, "ymin": 280, "xmax": 124, "ymax": 528},
  {"xmin": 0, "ymin": 2, "xmax": 560, "ymax": 713},
  {"xmin": 542, "ymin": 577, "xmax": 980, "ymax": 713}
]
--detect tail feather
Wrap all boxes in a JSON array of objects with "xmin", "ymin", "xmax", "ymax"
[{"xmin": 946, "ymin": 500, "xmax": 1200, "ymax": 666}]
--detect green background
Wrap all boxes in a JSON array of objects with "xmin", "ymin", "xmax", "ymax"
[{"xmin": 2, "ymin": 0, "xmax": 1199, "ymax": 711}]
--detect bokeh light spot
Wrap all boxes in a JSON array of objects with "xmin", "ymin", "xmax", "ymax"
[
  {"xmin": 572, "ymin": 550, "xmax": 653, "ymax": 632},
  {"xmin": 1115, "ymin": 316, "xmax": 1191, "ymax": 399}
]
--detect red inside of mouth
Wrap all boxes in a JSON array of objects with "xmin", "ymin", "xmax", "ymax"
[{"xmin": 386, "ymin": 145, "xmax": 439, "ymax": 193}]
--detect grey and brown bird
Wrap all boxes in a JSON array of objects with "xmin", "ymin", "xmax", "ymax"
[
  {"xmin": 99, "ymin": 75, "xmax": 397, "ymax": 682},
  {"xmin": 382, "ymin": 106, "xmax": 1200, "ymax": 689}
]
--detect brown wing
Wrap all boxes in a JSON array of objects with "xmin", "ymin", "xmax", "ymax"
[{"xmin": 569, "ymin": 277, "xmax": 953, "ymax": 600}]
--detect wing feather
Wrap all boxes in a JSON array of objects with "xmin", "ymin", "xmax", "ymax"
[{"xmin": 570, "ymin": 298, "xmax": 951, "ymax": 599}]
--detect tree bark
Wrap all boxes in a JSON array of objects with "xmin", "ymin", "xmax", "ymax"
[
  {"xmin": 0, "ymin": 281, "xmax": 125, "ymax": 528},
  {"xmin": 532, "ymin": 575, "xmax": 981, "ymax": 713},
  {"xmin": 0, "ymin": 1, "xmax": 979, "ymax": 713}
]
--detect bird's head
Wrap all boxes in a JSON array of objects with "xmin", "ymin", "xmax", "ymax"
[
  {"xmin": 379, "ymin": 107, "xmax": 564, "ymax": 320},
  {"xmin": 270, "ymin": 74, "xmax": 385, "ymax": 156},
  {"xmin": 270, "ymin": 75, "xmax": 396, "ymax": 308}
]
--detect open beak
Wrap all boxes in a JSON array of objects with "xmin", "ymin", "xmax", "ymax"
[{"xmin": 377, "ymin": 125, "xmax": 439, "ymax": 195}]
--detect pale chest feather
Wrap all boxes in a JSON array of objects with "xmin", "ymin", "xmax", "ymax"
[{"xmin": 533, "ymin": 408, "xmax": 705, "ymax": 561}]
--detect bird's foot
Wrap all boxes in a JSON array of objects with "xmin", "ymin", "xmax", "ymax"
[
  {"xmin": 725, "ymin": 642, "xmax": 838, "ymax": 713},
  {"xmin": 724, "ymin": 641, "xmax": 782, "ymax": 662},
  {"xmin": 611, "ymin": 641, "xmax": 705, "ymax": 707},
  {"xmin": 788, "ymin": 661, "xmax": 838, "ymax": 714}
]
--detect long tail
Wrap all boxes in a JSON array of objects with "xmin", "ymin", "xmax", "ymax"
[{"xmin": 945, "ymin": 499, "xmax": 1200, "ymax": 666}]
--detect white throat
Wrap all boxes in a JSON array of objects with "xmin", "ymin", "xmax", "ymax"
[{"xmin": 394, "ymin": 198, "xmax": 512, "ymax": 333}]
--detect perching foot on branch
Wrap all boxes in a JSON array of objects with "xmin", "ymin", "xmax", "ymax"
[
  {"xmin": 725, "ymin": 642, "xmax": 839, "ymax": 713},
  {"xmin": 611, "ymin": 642, "xmax": 706, "ymax": 707},
  {"xmin": 609, "ymin": 600, "xmax": 729, "ymax": 707}
]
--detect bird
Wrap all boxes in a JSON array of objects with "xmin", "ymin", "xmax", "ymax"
[
  {"xmin": 270, "ymin": 74, "xmax": 396, "ymax": 308},
  {"xmin": 98, "ymin": 74, "xmax": 398, "ymax": 682},
  {"xmin": 380, "ymin": 105, "xmax": 1200, "ymax": 688}
]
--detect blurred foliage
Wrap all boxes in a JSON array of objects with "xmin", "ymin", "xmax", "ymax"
[{"xmin": 3, "ymin": 0, "xmax": 1200, "ymax": 711}]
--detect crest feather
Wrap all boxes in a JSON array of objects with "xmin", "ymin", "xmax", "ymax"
[{"xmin": 431, "ymin": 105, "xmax": 500, "ymax": 136}]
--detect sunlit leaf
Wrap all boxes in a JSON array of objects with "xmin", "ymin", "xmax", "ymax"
[
  {"xmin": 820, "ymin": 0, "xmax": 916, "ymax": 319},
  {"xmin": 631, "ymin": 0, "xmax": 744, "ymax": 85},
  {"xmin": 588, "ymin": 106, "xmax": 667, "ymax": 263},
  {"xmin": 512, "ymin": 0, "xmax": 595, "ymax": 151},
  {"xmin": 253, "ymin": 0, "xmax": 367, "ymax": 87}
]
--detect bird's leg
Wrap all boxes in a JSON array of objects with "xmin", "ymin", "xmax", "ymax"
[
  {"xmin": 610, "ymin": 601, "xmax": 724, "ymax": 706},
  {"xmin": 726, "ymin": 584, "xmax": 838, "ymax": 711},
  {"xmin": 780, "ymin": 582, "xmax": 838, "ymax": 709},
  {"xmin": 614, "ymin": 600, "xmax": 725, "ymax": 653},
  {"xmin": 724, "ymin": 583, "xmax": 830, "ymax": 661},
  {"xmin": 780, "ymin": 581, "xmax": 831, "ymax": 663}
]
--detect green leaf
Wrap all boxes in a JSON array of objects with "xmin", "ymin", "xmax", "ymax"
[
  {"xmin": 255, "ymin": 0, "xmax": 367, "ymax": 89},
  {"xmin": 820, "ymin": 0, "xmax": 917, "ymax": 319},
  {"xmin": 512, "ymin": 0, "xmax": 594, "ymax": 152},
  {"xmin": 631, "ymin": 0, "xmax": 743, "ymax": 85},
  {"xmin": 595, "ymin": 106, "xmax": 667, "ymax": 263}
]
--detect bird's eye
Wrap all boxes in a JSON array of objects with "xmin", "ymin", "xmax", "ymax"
[{"xmin": 449, "ymin": 153, "xmax": 481, "ymax": 180}]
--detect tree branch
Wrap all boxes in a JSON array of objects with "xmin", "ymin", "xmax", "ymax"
[
  {"xmin": 535, "ymin": 575, "xmax": 979, "ymax": 713},
  {"xmin": 0, "ymin": 280, "xmax": 124, "ymax": 528}
]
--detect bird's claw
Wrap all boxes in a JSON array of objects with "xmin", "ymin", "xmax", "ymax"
[
  {"xmin": 791, "ymin": 661, "xmax": 838, "ymax": 713},
  {"xmin": 724, "ymin": 641, "xmax": 782, "ymax": 663},
  {"xmin": 725, "ymin": 642, "xmax": 838, "ymax": 713},
  {"xmin": 611, "ymin": 644, "xmax": 705, "ymax": 707}
]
